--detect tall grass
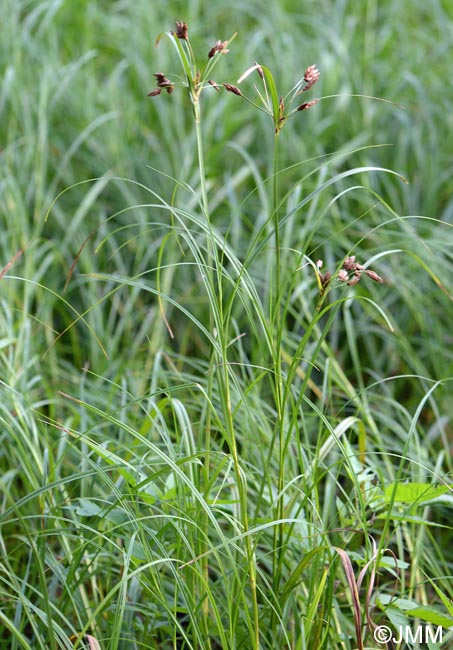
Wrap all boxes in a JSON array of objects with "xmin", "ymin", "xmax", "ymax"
[{"xmin": 1, "ymin": 1, "xmax": 452, "ymax": 648}]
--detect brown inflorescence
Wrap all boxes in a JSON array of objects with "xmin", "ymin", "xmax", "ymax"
[
  {"xmin": 208, "ymin": 80, "xmax": 220, "ymax": 92},
  {"xmin": 316, "ymin": 255, "xmax": 384, "ymax": 293},
  {"xmin": 208, "ymin": 40, "xmax": 229, "ymax": 59},
  {"xmin": 154, "ymin": 72, "xmax": 173, "ymax": 88},
  {"xmin": 148, "ymin": 72, "xmax": 174, "ymax": 96},
  {"xmin": 338, "ymin": 256, "xmax": 383, "ymax": 286},
  {"xmin": 175, "ymin": 21, "xmax": 188, "ymax": 40},
  {"xmin": 223, "ymin": 83, "xmax": 242, "ymax": 96},
  {"xmin": 297, "ymin": 100, "xmax": 318, "ymax": 111},
  {"xmin": 343, "ymin": 256, "xmax": 363, "ymax": 272}
]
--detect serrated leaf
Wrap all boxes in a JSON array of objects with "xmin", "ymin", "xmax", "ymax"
[{"xmin": 384, "ymin": 482, "xmax": 449, "ymax": 505}]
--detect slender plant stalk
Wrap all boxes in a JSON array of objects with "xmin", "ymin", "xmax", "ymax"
[
  {"xmin": 193, "ymin": 89, "xmax": 260, "ymax": 650},
  {"xmin": 271, "ymin": 131, "xmax": 287, "ymax": 595},
  {"xmin": 192, "ymin": 95, "xmax": 213, "ymax": 649}
]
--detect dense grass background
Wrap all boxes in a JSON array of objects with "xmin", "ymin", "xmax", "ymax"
[{"xmin": 1, "ymin": 1, "xmax": 452, "ymax": 648}]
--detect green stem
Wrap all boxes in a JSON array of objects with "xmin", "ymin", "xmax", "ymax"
[
  {"xmin": 193, "ymin": 95, "xmax": 213, "ymax": 650},
  {"xmin": 193, "ymin": 98, "xmax": 209, "ymax": 216},
  {"xmin": 272, "ymin": 132, "xmax": 286, "ymax": 597},
  {"xmin": 272, "ymin": 134, "xmax": 281, "ymax": 332},
  {"xmin": 193, "ymin": 93, "xmax": 259, "ymax": 649}
]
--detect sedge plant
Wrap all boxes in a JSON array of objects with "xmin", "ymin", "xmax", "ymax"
[{"xmin": 143, "ymin": 20, "xmax": 396, "ymax": 650}]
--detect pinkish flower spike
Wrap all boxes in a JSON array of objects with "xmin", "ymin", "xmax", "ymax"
[
  {"xmin": 347, "ymin": 273, "xmax": 361, "ymax": 286},
  {"xmin": 303, "ymin": 64, "xmax": 320, "ymax": 91},
  {"xmin": 343, "ymin": 256, "xmax": 357, "ymax": 272},
  {"xmin": 365, "ymin": 269, "xmax": 384, "ymax": 283}
]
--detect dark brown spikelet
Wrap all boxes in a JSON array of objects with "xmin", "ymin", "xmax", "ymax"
[
  {"xmin": 208, "ymin": 80, "xmax": 220, "ymax": 92},
  {"xmin": 154, "ymin": 72, "xmax": 173, "ymax": 88},
  {"xmin": 223, "ymin": 83, "xmax": 242, "ymax": 96},
  {"xmin": 147, "ymin": 88, "xmax": 162, "ymax": 97},
  {"xmin": 208, "ymin": 40, "xmax": 229, "ymax": 59},
  {"xmin": 175, "ymin": 21, "xmax": 188, "ymax": 40},
  {"xmin": 297, "ymin": 100, "xmax": 318, "ymax": 111},
  {"xmin": 319, "ymin": 271, "xmax": 332, "ymax": 291}
]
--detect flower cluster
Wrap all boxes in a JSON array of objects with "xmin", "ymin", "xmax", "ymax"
[
  {"xmin": 174, "ymin": 20, "xmax": 188, "ymax": 40},
  {"xmin": 208, "ymin": 40, "xmax": 229, "ymax": 58},
  {"xmin": 302, "ymin": 65, "xmax": 321, "ymax": 92},
  {"xmin": 147, "ymin": 72, "xmax": 174, "ymax": 97},
  {"xmin": 147, "ymin": 21, "xmax": 235, "ymax": 103},
  {"xmin": 294, "ymin": 65, "xmax": 320, "ymax": 111},
  {"xmin": 316, "ymin": 256, "xmax": 383, "ymax": 295},
  {"xmin": 235, "ymin": 61, "xmax": 321, "ymax": 133},
  {"xmin": 339, "ymin": 256, "xmax": 384, "ymax": 286},
  {"xmin": 147, "ymin": 22, "xmax": 321, "ymax": 136}
]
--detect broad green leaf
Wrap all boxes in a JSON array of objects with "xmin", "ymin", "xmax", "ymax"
[
  {"xmin": 384, "ymin": 606, "xmax": 409, "ymax": 629},
  {"xmin": 384, "ymin": 482, "xmax": 449, "ymax": 505},
  {"xmin": 378, "ymin": 556, "xmax": 409, "ymax": 571},
  {"xmin": 378, "ymin": 594, "xmax": 453, "ymax": 628},
  {"xmin": 75, "ymin": 498, "xmax": 102, "ymax": 517}
]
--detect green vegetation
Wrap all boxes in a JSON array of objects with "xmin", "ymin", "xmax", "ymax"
[{"xmin": 1, "ymin": 1, "xmax": 452, "ymax": 648}]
